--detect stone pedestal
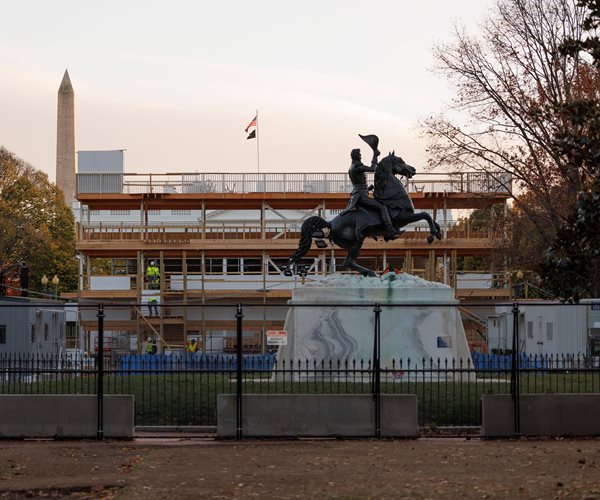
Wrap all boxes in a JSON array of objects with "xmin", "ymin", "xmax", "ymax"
[{"xmin": 277, "ymin": 274, "xmax": 471, "ymax": 372}]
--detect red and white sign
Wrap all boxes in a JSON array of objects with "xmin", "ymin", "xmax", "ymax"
[
  {"xmin": 93, "ymin": 336, "xmax": 113, "ymax": 352},
  {"xmin": 266, "ymin": 330, "xmax": 288, "ymax": 346}
]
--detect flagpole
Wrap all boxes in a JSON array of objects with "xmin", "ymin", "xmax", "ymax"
[{"xmin": 256, "ymin": 109, "xmax": 260, "ymax": 174}]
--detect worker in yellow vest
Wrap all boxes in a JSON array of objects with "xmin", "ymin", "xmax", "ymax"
[
  {"xmin": 187, "ymin": 338, "xmax": 199, "ymax": 353},
  {"xmin": 147, "ymin": 296, "xmax": 159, "ymax": 317},
  {"xmin": 146, "ymin": 261, "xmax": 160, "ymax": 290}
]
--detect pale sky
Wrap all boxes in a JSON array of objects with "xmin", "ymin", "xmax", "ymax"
[{"xmin": 0, "ymin": 0, "xmax": 492, "ymax": 181}]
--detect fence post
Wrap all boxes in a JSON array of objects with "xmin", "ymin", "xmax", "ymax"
[
  {"xmin": 372, "ymin": 303, "xmax": 381, "ymax": 439},
  {"xmin": 96, "ymin": 303, "xmax": 105, "ymax": 440},
  {"xmin": 236, "ymin": 303, "xmax": 244, "ymax": 440},
  {"xmin": 510, "ymin": 301, "xmax": 520, "ymax": 436}
]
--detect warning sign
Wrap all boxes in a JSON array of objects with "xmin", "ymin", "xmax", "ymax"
[{"xmin": 266, "ymin": 330, "xmax": 288, "ymax": 346}]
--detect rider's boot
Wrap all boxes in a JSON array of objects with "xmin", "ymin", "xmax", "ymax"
[
  {"xmin": 384, "ymin": 230, "xmax": 404, "ymax": 242},
  {"xmin": 381, "ymin": 206, "xmax": 402, "ymax": 240}
]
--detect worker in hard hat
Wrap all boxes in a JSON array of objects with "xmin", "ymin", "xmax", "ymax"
[{"xmin": 146, "ymin": 260, "xmax": 160, "ymax": 290}]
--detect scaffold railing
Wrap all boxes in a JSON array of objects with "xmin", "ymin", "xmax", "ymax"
[
  {"xmin": 76, "ymin": 221, "xmax": 500, "ymax": 241},
  {"xmin": 77, "ymin": 171, "xmax": 512, "ymax": 195}
]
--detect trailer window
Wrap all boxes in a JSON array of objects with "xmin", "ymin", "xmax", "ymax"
[
  {"xmin": 0, "ymin": 325, "xmax": 5, "ymax": 344},
  {"xmin": 546, "ymin": 322, "xmax": 554, "ymax": 341},
  {"xmin": 527, "ymin": 321, "xmax": 533, "ymax": 339}
]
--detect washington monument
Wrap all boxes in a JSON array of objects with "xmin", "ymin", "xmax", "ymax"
[{"xmin": 56, "ymin": 69, "xmax": 76, "ymax": 207}]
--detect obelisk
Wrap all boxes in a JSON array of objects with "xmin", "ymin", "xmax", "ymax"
[{"xmin": 56, "ymin": 69, "xmax": 76, "ymax": 207}]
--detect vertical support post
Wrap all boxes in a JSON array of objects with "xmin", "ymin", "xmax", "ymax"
[
  {"xmin": 262, "ymin": 250, "xmax": 267, "ymax": 354},
  {"xmin": 140, "ymin": 199, "xmax": 144, "ymax": 235},
  {"xmin": 236, "ymin": 303, "xmax": 244, "ymax": 440},
  {"xmin": 443, "ymin": 250, "xmax": 448, "ymax": 285},
  {"xmin": 159, "ymin": 250, "xmax": 165, "ymax": 353},
  {"xmin": 451, "ymin": 250, "xmax": 458, "ymax": 294},
  {"xmin": 96, "ymin": 303, "xmax": 105, "ymax": 440},
  {"xmin": 182, "ymin": 250, "xmax": 188, "ymax": 347},
  {"xmin": 443, "ymin": 196, "xmax": 448, "ymax": 239},
  {"xmin": 427, "ymin": 250, "xmax": 435, "ymax": 281},
  {"xmin": 78, "ymin": 253, "xmax": 84, "ymax": 292},
  {"xmin": 201, "ymin": 251, "xmax": 206, "ymax": 351},
  {"xmin": 510, "ymin": 302, "xmax": 520, "ymax": 436},
  {"xmin": 136, "ymin": 250, "xmax": 143, "ymax": 353},
  {"xmin": 201, "ymin": 201, "xmax": 206, "ymax": 240},
  {"xmin": 331, "ymin": 244, "xmax": 336, "ymax": 273},
  {"xmin": 260, "ymin": 202, "xmax": 266, "ymax": 240},
  {"xmin": 372, "ymin": 303, "xmax": 381, "ymax": 439}
]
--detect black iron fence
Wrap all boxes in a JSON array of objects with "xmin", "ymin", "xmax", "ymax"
[
  {"xmin": 1, "ymin": 300, "xmax": 600, "ymax": 437},
  {"xmin": 1, "ymin": 350, "xmax": 599, "ymax": 430}
]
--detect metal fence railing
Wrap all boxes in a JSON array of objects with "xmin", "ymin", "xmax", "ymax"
[
  {"xmin": 1, "ymin": 350, "xmax": 599, "ymax": 430},
  {"xmin": 1, "ymin": 300, "xmax": 599, "ymax": 438}
]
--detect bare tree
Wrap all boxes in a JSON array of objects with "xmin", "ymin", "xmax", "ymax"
[{"xmin": 424, "ymin": 0, "xmax": 599, "ymax": 240}]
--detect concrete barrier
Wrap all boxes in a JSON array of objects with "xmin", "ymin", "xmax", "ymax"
[
  {"xmin": 482, "ymin": 394, "xmax": 600, "ymax": 437},
  {"xmin": 0, "ymin": 395, "xmax": 134, "ymax": 438},
  {"xmin": 217, "ymin": 394, "xmax": 418, "ymax": 438}
]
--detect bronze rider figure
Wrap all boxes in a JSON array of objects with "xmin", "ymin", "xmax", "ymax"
[{"xmin": 339, "ymin": 146, "xmax": 401, "ymax": 239}]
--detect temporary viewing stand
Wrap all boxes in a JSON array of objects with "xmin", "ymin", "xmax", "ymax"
[{"xmin": 67, "ymin": 171, "xmax": 512, "ymax": 354}]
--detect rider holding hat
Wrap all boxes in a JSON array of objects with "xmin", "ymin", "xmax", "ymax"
[{"xmin": 339, "ymin": 136, "xmax": 401, "ymax": 239}]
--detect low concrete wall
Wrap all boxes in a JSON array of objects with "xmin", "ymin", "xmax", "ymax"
[
  {"xmin": 482, "ymin": 394, "xmax": 600, "ymax": 437},
  {"xmin": 217, "ymin": 394, "xmax": 418, "ymax": 438},
  {"xmin": 0, "ymin": 395, "xmax": 134, "ymax": 438}
]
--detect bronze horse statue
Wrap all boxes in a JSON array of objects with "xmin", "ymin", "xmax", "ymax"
[{"xmin": 285, "ymin": 153, "xmax": 442, "ymax": 277}]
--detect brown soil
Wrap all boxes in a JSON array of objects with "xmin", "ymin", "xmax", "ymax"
[{"xmin": 1, "ymin": 437, "xmax": 600, "ymax": 499}]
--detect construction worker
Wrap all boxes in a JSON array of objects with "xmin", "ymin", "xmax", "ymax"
[
  {"xmin": 146, "ymin": 260, "xmax": 160, "ymax": 290},
  {"xmin": 145, "ymin": 337, "xmax": 154, "ymax": 355},
  {"xmin": 187, "ymin": 338, "xmax": 199, "ymax": 353},
  {"xmin": 147, "ymin": 296, "xmax": 159, "ymax": 317}
]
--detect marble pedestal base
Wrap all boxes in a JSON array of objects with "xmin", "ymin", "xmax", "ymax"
[{"xmin": 276, "ymin": 275, "xmax": 471, "ymax": 378}]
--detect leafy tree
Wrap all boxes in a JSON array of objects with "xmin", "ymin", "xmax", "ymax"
[
  {"xmin": 0, "ymin": 147, "xmax": 77, "ymax": 295},
  {"xmin": 541, "ymin": 0, "xmax": 600, "ymax": 299},
  {"xmin": 541, "ymin": 178, "xmax": 600, "ymax": 299}
]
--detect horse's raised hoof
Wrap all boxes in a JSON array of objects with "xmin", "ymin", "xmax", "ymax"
[{"xmin": 427, "ymin": 234, "xmax": 435, "ymax": 244}]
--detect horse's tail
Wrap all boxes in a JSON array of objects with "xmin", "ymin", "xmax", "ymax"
[{"xmin": 287, "ymin": 216, "xmax": 330, "ymax": 268}]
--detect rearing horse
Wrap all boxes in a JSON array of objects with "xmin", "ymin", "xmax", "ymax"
[{"xmin": 286, "ymin": 153, "xmax": 442, "ymax": 277}]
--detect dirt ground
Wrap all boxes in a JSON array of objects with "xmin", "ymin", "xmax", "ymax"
[{"xmin": 1, "ymin": 437, "xmax": 600, "ymax": 499}]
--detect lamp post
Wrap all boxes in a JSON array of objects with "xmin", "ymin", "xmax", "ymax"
[
  {"xmin": 52, "ymin": 275, "xmax": 60, "ymax": 297},
  {"xmin": 41, "ymin": 274, "xmax": 49, "ymax": 296}
]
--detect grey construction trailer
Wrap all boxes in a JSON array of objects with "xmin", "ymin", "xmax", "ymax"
[
  {"xmin": 487, "ymin": 300, "xmax": 600, "ymax": 357},
  {"xmin": 0, "ymin": 297, "xmax": 66, "ymax": 354}
]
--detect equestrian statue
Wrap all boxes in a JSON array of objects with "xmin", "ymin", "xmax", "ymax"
[{"xmin": 285, "ymin": 134, "xmax": 442, "ymax": 277}]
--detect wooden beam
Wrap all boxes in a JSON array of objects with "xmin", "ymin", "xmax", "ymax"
[{"xmin": 76, "ymin": 191, "xmax": 509, "ymax": 211}]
